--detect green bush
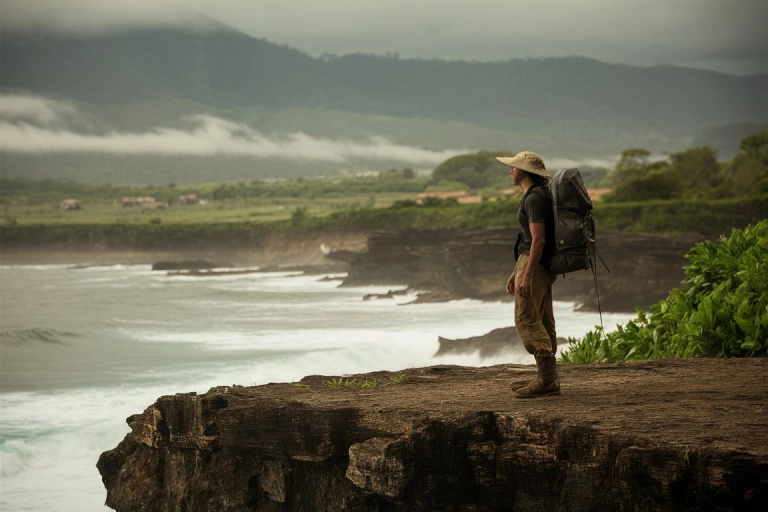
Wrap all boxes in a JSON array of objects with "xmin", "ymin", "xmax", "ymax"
[
  {"xmin": 561, "ymin": 219, "xmax": 768, "ymax": 363},
  {"xmin": 429, "ymin": 151, "xmax": 514, "ymax": 189}
]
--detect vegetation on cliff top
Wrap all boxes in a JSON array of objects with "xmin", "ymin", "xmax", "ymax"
[{"xmin": 562, "ymin": 219, "xmax": 768, "ymax": 363}]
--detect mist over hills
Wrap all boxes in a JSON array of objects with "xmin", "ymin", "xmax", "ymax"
[{"xmin": 1, "ymin": 22, "xmax": 766, "ymax": 184}]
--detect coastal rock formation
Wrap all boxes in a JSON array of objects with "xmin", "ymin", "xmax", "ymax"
[
  {"xmin": 98, "ymin": 358, "xmax": 768, "ymax": 511},
  {"xmin": 1, "ymin": 225, "xmax": 700, "ymax": 313},
  {"xmin": 434, "ymin": 326, "xmax": 567, "ymax": 360},
  {"xmin": 342, "ymin": 228, "xmax": 705, "ymax": 312}
]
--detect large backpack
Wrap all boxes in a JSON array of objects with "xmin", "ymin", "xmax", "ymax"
[{"xmin": 545, "ymin": 168, "xmax": 597, "ymax": 275}]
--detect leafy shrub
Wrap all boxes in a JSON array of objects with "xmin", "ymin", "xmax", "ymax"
[
  {"xmin": 602, "ymin": 170, "xmax": 681, "ymax": 202},
  {"xmin": 561, "ymin": 219, "xmax": 768, "ymax": 363}
]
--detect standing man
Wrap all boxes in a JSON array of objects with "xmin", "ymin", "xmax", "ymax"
[{"xmin": 496, "ymin": 151, "xmax": 560, "ymax": 398}]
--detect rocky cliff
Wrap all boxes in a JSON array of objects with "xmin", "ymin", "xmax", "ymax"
[
  {"xmin": 98, "ymin": 358, "xmax": 767, "ymax": 511},
  {"xmin": 340, "ymin": 228, "xmax": 705, "ymax": 312},
  {"xmin": 1, "ymin": 226, "xmax": 701, "ymax": 313}
]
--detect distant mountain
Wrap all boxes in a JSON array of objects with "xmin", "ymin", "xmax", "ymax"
[{"xmin": 1, "ymin": 24, "xmax": 766, "ymax": 184}]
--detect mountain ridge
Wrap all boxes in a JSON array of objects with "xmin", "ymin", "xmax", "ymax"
[
  {"xmin": 1, "ymin": 24, "xmax": 766, "ymax": 183},
  {"xmin": 3, "ymin": 27, "xmax": 765, "ymax": 129}
]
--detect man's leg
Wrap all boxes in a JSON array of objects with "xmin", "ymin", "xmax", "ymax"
[
  {"xmin": 514, "ymin": 254, "xmax": 555, "ymax": 354},
  {"xmin": 541, "ymin": 275, "xmax": 557, "ymax": 353},
  {"xmin": 513, "ymin": 254, "xmax": 560, "ymax": 397}
]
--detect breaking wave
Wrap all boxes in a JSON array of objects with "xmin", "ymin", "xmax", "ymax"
[{"xmin": 0, "ymin": 328, "xmax": 79, "ymax": 347}]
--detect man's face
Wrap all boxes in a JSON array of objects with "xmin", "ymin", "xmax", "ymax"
[{"xmin": 510, "ymin": 167, "xmax": 523, "ymax": 185}]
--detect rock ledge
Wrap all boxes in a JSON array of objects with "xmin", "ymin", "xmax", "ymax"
[{"xmin": 98, "ymin": 359, "xmax": 767, "ymax": 511}]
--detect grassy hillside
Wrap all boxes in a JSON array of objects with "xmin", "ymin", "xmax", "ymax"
[{"xmin": 4, "ymin": 29, "xmax": 765, "ymax": 132}]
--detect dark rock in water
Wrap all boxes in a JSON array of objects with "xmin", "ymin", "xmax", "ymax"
[
  {"xmin": 166, "ymin": 269, "xmax": 262, "ymax": 277},
  {"xmin": 317, "ymin": 275, "xmax": 345, "ymax": 282},
  {"xmin": 97, "ymin": 359, "xmax": 768, "ymax": 511},
  {"xmin": 436, "ymin": 327, "xmax": 522, "ymax": 359},
  {"xmin": 405, "ymin": 290, "xmax": 465, "ymax": 304},
  {"xmin": 362, "ymin": 289, "xmax": 408, "ymax": 301},
  {"xmin": 151, "ymin": 260, "xmax": 231, "ymax": 271},
  {"xmin": 435, "ymin": 326, "xmax": 567, "ymax": 359}
]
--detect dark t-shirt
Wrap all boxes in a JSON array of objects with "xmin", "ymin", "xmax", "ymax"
[{"xmin": 517, "ymin": 186, "xmax": 554, "ymax": 258}]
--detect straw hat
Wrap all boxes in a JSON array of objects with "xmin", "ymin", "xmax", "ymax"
[{"xmin": 496, "ymin": 151, "xmax": 550, "ymax": 179}]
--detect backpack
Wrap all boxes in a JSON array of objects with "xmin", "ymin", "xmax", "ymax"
[
  {"xmin": 545, "ymin": 168, "xmax": 597, "ymax": 275},
  {"xmin": 527, "ymin": 168, "xmax": 608, "ymax": 325}
]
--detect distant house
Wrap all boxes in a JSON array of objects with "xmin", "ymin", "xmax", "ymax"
[
  {"xmin": 60, "ymin": 198, "xmax": 80, "ymax": 210},
  {"xmin": 122, "ymin": 196, "xmax": 159, "ymax": 208},
  {"xmin": 178, "ymin": 193, "xmax": 199, "ymax": 205},
  {"xmin": 457, "ymin": 195, "xmax": 483, "ymax": 205},
  {"xmin": 500, "ymin": 189, "xmax": 521, "ymax": 199},
  {"xmin": 588, "ymin": 188, "xmax": 611, "ymax": 201}
]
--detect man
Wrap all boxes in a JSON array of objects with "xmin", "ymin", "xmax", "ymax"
[{"xmin": 496, "ymin": 151, "xmax": 560, "ymax": 398}]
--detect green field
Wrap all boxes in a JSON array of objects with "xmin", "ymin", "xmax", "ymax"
[{"xmin": 2, "ymin": 192, "xmax": 417, "ymax": 226}]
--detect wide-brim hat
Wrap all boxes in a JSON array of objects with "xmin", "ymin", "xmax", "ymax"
[{"xmin": 496, "ymin": 151, "xmax": 550, "ymax": 179}]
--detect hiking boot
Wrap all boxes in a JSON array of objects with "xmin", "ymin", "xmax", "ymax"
[{"xmin": 514, "ymin": 351, "xmax": 560, "ymax": 398}]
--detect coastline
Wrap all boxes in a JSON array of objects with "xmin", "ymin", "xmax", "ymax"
[
  {"xmin": 0, "ymin": 230, "xmax": 368, "ymax": 268},
  {"xmin": 1, "ymin": 227, "xmax": 704, "ymax": 313}
]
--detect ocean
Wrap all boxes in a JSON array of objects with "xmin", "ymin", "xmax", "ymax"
[{"xmin": 0, "ymin": 263, "xmax": 635, "ymax": 511}]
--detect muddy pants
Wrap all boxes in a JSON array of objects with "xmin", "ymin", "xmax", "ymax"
[{"xmin": 514, "ymin": 253, "xmax": 558, "ymax": 354}]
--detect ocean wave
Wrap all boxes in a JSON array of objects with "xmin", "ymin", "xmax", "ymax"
[
  {"xmin": 69, "ymin": 264, "xmax": 152, "ymax": 271},
  {"xmin": 0, "ymin": 264, "xmax": 71, "ymax": 271},
  {"xmin": 0, "ymin": 328, "xmax": 79, "ymax": 347}
]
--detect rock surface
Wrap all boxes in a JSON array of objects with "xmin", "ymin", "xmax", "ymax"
[
  {"xmin": 98, "ymin": 358, "xmax": 767, "ymax": 511},
  {"xmin": 342, "ymin": 228, "xmax": 705, "ymax": 312}
]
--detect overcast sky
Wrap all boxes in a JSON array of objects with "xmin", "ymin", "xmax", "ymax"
[{"xmin": 2, "ymin": 0, "xmax": 767, "ymax": 76}]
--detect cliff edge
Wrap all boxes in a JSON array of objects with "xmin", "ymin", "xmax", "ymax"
[{"xmin": 97, "ymin": 358, "xmax": 766, "ymax": 511}]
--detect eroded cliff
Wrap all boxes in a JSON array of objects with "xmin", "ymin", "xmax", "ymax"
[
  {"xmin": 340, "ymin": 228, "xmax": 705, "ymax": 312},
  {"xmin": 98, "ymin": 358, "xmax": 767, "ymax": 511}
]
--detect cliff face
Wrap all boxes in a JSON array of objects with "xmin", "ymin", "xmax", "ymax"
[
  {"xmin": 1, "ymin": 226, "xmax": 700, "ymax": 314},
  {"xmin": 98, "ymin": 359, "xmax": 768, "ymax": 511},
  {"xmin": 341, "ymin": 228, "xmax": 705, "ymax": 312}
]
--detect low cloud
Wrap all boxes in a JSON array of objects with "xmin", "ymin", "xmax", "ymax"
[
  {"xmin": 0, "ymin": 93, "xmax": 79, "ymax": 126},
  {"xmin": 0, "ymin": 96, "xmax": 467, "ymax": 164}
]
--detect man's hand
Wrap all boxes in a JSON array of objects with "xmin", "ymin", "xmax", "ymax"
[
  {"xmin": 517, "ymin": 273, "xmax": 533, "ymax": 298},
  {"xmin": 506, "ymin": 273, "xmax": 516, "ymax": 295}
]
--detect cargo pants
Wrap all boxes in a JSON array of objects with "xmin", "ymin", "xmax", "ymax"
[{"xmin": 514, "ymin": 253, "xmax": 558, "ymax": 355}]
